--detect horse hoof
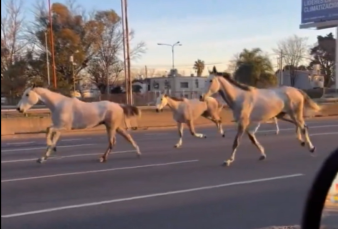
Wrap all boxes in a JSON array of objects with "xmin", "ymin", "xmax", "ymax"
[
  {"xmin": 203, "ymin": 135, "xmax": 207, "ymax": 139},
  {"xmin": 137, "ymin": 154, "xmax": 142, "ymax": 159},
  {"xmin": 222, "ymin": 134, "xmax": 225, "ymax": 138},
  {"xmin": 301, "ymin": 142, "xmax": 305, "ymax": 147},
  {"xmin": 36, "ymin": 158, "xmax": 44, "ymax": 164},
  {"xmin": 259, "ymin": 155, "xmax": 266, "ymax": 161},
  {"xmin": 310, "ymin": 147, "xmax": 316, "ymax": 153},
  {"xmin": 99, "ymin": 157, "xmax": 106, "ymax": 163},
  {"xmin": 174, "ymin": 145, "xmax": 180, "ymax": 148},
  {"xmin": 222, "ymin": 161, "xmax": 231, "ymax": 167},
  {"xmin": 53, "ymin": 147, "xmax": 57, "ymax": 152}
]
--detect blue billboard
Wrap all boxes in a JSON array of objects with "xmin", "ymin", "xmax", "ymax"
[{"xmin": 301, "ymin": 0, "xmax": 338, "ymax": 24}]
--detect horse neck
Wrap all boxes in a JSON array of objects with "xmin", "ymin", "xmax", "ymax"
[
  {"xmin": 33, "ymin": 88, "xmax": 66, "ymax": 111},
  {"xmin": 166, "ymin": 97, "xmax": 181, "ymax": 111},
  {"xmin": 218, "ymin": 77, "xmax": 243, "ymax": 108}
]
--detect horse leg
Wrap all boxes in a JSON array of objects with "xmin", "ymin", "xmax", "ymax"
[
  {"xmin": 223, "ymin": 122, "xmax": 247, "ymax": 167},
  {"xmin": 201, "ymin": 112, "xmax": 223, "ymax": 136},
  {"xmin": 45, "ymin": 126, "xmax": 57, "ymax": 152},
  {"xmin": 276, "ymin": 112, "xmax": 304, "ymax": 145},
  {"xmin": 99, "ymin": 127, "xmax": 116, "ymax": 163},
  {"xmin": 287, "ymin": 110, "xmax": 307, "ymax": 148},
  {"xmin": 213, "ymin": 114, "xmax": 225, "ymax": 137},
  {"xmin": 116, "ymin": 127, "xmax": 141, "ymax": 158},
  {"xmin": 274, "ymin": 117, "xmax": 280, "ymax": 135},
  {"xmin": 37, "ymin": 128, "xmax": 61, "ymax": 163},
  {"xmin": 218, "ymin": 119, "xmax": 225, "ymax": 137},
  {"xmin": 294, "ymin": 105, "xmax": 315, "ymax": 153},
  {"xmin": 246, "ymin": 128, "xmax": 266, "ymax": 161},
  {"xmin": 187, "ymin": 120, "xmax": 206, "ymax": 139},
  {"xmin": 174, "ymin": 122, "xmax": 184, "ymax": 148},
  {"xmin": 253, "ymin": 123, "xmax": 261, "ymax": 134}
]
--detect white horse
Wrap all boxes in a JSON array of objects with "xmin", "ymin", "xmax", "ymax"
[
  {"xmin": 155, "ymin": 93, "xmax": 225, "ymax": 148},
  {"xmin": 16, "ymin": 85, "xmax": 142, "ymax": 163},
  {"xmin": 201, "ymin": 68, "xmax": 321, "ymax": 166}
]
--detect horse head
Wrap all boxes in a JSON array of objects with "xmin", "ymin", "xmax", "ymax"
[
  {"xmin": 155, "ymin": 93, "xmax": 167, "ymax": 112},
  {"xmin": 16, "ymin": 83, "xmax": 40, "ymax": 113}
]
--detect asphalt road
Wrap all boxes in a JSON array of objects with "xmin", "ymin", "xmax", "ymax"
[{"xmin": 2, "ymin": 119, "xmax": 338, "ymax": 229}]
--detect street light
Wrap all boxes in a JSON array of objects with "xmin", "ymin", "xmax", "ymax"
[
  {"xmin": 157, "ymin": 41, "xmax": 182, "ymax": 69},
  {"xmin": 69, "ymin": 50, "xmax": 79, "ymax": 95}
]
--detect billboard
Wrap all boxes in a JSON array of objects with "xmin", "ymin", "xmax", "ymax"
[{"xmin": 301, "ymin": 0, "xmax": 338, "ymax": 24}]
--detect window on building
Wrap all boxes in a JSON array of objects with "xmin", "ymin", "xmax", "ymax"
[{"xmin": 180, "ymin": 82, "xmax": 189, "ymax": 88}]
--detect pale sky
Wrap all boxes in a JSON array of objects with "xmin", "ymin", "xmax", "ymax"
[{"xmin": 3, "ymin": 0, "xmax": 337, "ymax": 75}]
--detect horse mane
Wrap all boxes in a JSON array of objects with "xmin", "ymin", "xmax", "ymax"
[
  {"xmin": 215, "ymin": 72, "xmax": 252, "ymax": 91},
  {"xmin": 167, "ymin": 95, "xmax": 185, "ymax": 101}
]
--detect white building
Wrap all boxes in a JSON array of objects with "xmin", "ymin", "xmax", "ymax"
[{"xmin": 147, "ymin": 69, "xmax": 208, "ymax": 99}]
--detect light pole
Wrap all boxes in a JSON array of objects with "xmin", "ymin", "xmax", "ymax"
[
  {"xmin": 69, "ymin": 50, "xmax": 79, "ymax": 95},
  {"xmin": 157, "ymin": 41, "xmax": 182, "ymax": 69}
]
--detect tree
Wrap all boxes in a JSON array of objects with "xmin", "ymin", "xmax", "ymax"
[
  {"xmin": 234, "ymin": 48, "xmax": 275, "ymax": 87},
  {"xmin": 1, "ymin": 0, "xmax": 28, "ymax": 94},
  {"xmin": 273, "ymin": 35, "xmax": 309, "ymax": 86},
  {"xmin": 87, "ymin": 9, "xmax": 146, "ymax": 92},
  {"xmin": 309, "ymin": 33, "xmax": 336, "ymax": 87},
  {"xmin": 193, "ymin": 59, "xmax": 205, "ymax": 76},
  {"xmin": 27, "ymin": 1, "xmax": 105, "ymax": 90}
]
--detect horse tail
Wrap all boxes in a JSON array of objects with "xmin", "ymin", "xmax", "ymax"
[
  {"xmin": 298, "ymin": 89, "xmax": 322, "ymax": 112},
  {"xmin": 120, "ymin": 104, "xmax": 142, "ymax": 118}
]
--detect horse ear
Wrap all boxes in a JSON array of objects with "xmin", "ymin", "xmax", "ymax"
[
  {"xmin": 212, "ymin": 66, "xmax": 217, "ymax": 73},
  {"xmin": 163, "ymin": 94, "xmax": 168, "ymax": 97},
  {"xmin": 31, "ymin": 83, "xmax": 36, "ymax": 89}
]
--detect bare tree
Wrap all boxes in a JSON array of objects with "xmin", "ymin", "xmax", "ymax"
[
  {"xmin": 87, "ymin": 10, "xmax": 146, "ymax": 91},
  {"xmin": 273, "ymin": 35, "xmax": 309, "ymax": 67},
  {"xmin": 273, "ymin": 35, "xmax": 309, "ymax": 86},
  {"xmin": 1, "ymin": 0, "xmax": 27, "ymax": 75}
]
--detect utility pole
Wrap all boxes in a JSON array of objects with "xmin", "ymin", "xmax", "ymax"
[
  {"xmin": 124, "ymin": 0, "xmax": 132, "ymax": 105},
  {"xmin": 145, "ymin": 65, "xmax": 148, "ymax": 78},
  {"xmin": 48, "ymin": 0, "xmax": 57, "ymax": 88},
  {"xmin": 44, "ymin": 32, "xmax": 50, "ymax": 86},
  {"xmin": 121, "ymin": 0, "xmax": 128, "ymax": 104},
  {"xmin": 279, "ymin": 50, "xmax": 284, "ymax": 86}
]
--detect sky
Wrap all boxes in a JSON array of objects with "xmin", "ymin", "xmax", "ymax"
[{"xmin": 3, "ymin": 0, "xmax": 337, "ymax": 75}]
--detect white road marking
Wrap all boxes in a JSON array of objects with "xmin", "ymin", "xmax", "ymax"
[
  {"xmin": 1, "ymin": 144, "xmax": 96, "ymax": 153},
  {"xmin": 1, "ymin": 159, "xmax": 199, "ymax": 183},
  {"xmin": 309, "ymin": 132, "xmax": 338, "ymax": 136},
  {"xmin": 144, "ymin": 133, "xmax": 169, "ymax": 136},
  {"xmin": 256, "ymin": 124, "xmax": 338, "ymax": 134},
  {"xmin": 1, "ymin": 150, "xmax": 136, "ymax": 164},
  {"xmin": 1, "ymin": 173, "xmax": 303, "ymax": 218},
  {"xmin": 61, "ymin": 138, "xmax": 82, "ymax": 142},
  {"xmin": 5, "ymin": 141, "xmax": 35, "ymax": 146}
]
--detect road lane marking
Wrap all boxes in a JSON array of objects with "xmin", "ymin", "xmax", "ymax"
[
  {"xmin": 61, "ymin": 138, "xmax": 82, "ymax": 142},
  {"xmin": 1, "ymin": 144, "xmax": 96, "ymax": 153},
  {"xmin": 1, "ymin": 173, "xmax": 303, "ymax": 218},
  {"xmin": 256, "ymin": 124, "xmax": 338, "ymax": 134},
  {"xmin": 1, "ymin": 150, "xmax": 137, "ymax": 164},
  {"xmin": 1, "ymin": 159, "xmax": 199, "ymax": 183},
  {"xmin": 4, "ymin": 141, "xmax": 35, "ymax": 146},
  {"xmin": 309, "ymin": 132, "xmax": 338, "ymax": 136}
]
